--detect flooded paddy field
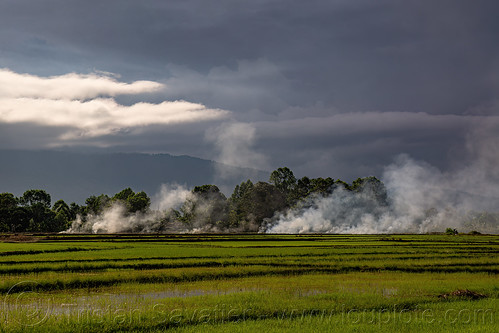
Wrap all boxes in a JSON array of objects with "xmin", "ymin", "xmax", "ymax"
[{"xmin": 0, "ymin": 233, "xmax": 497, "ymax": 332}]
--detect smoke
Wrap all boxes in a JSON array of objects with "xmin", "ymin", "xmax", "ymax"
[
  {"xmin": 205, "ymin": 122, "xmax": 268, "ymax": 187},
  {"xmin": 64, "ymin": 119, "xmax": 499, "ymax": 235},
  {"xmin": 64, "ymin": 183, "xmax": 238, "ymax": 234},
  {"xmin": 152, "ymin": 184, "xmax": 191, "ymax": 211},
  {"xmin": 65, "ymin": 184, "xmax": 192, "ymax": 234},
  {"xmin": 266, "ymin": 121, "xmax": 499, "ymax": 234},
  {"xmin": 264, "ymin": 189, "xmax": 386, "ymax": 234},
  {"xmin": 66, "ymin": 203, "xmax": 158, "ymax": 233}
]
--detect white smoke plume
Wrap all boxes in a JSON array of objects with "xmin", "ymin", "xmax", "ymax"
[
  {"xmin": 64, "ymin": 119, "xmax": 499, "ymax": 235},
  {"xmin": 66, "ymin": 203, "xmax": 157, "ymax": 233},
  {"xmin": 205, "ymin": 122, "xmax": 268, "ymax": 189},
  {"xmin": 152, "ymin": 184, "xmax": 191, "ymax": 211},
  {"xmin": 206, "ymin": 122, "xmax": 267, "ymax": 169},
  {"xmin": 266, "ymin": 123, "xmax": 499, "ymax": 234},
  {"xmin": 65, "ymin": 184, "xmax": 192, "ymax": 233}
]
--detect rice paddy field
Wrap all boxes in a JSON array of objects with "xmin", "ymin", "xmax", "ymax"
[{"xmin": 0, "ymin": 233, "xmax": 497, "ymax": 332}]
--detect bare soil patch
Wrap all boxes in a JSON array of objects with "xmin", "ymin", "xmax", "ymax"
[{"xmin": 438, "ymin": 289, "xmax": 487, "ymax": 300}]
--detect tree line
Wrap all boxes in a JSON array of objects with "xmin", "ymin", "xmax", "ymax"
[
  {"xmin": 0, "ymin": 187, "xmax": 151, "ymax": 232},
  {"xmin": 0, "ymin": 167, "xmax": 388, "ymax": 233}
]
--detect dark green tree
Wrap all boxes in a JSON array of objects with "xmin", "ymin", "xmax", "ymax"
[
  {"xmin": 269, "ymin": 167, "xmax": 297, "ymax": 195},
  {"xmin": 351, "ymin": 176, "xmax": 388, "ymax": 205},
  {"xmin": 290, "ymin": 176, "xmax": 312, "ymax": 203},
  {"xmin": 0, "ymin": 192, "xmax": 17, "ymax": 209},
  {"xmin": 68, "ymin": 202, "xmax": 82, "ymax": 221},
  {"xmin": 18, "ymin": 190, "xmax": 58, "ymax": 232},
  {"xmin": 127, "ymin": 191, "xmax": 151, "ymax": 213},
  {"xmin": 112, "ymin": 188, "xmax": 151, "ymax": 213},
  {"xmin": 228, "ymin": 180, "xmax": 254, "ymax": 228},
  {"xmin": 180, "ymin": 185, "xmax": 228, "ymax": 229},
  {"xmin": 51, "ymin": 199, "xmax": 72, "ymax": 231},
  {"xmin": 113, "ymin": 188, "xmax": 135, "ymax": 202},
  {"xmin": 310, "ymin": 177, "xmax": 335, "ymax": 195},
  {"xmin": 288, "ymin": 176, "xmax": 336, "ymax": 205},
  {"xmin": 334, "ymin": 179, "xmax": 350, "ymax": 190},
  {"xmin": 85, "ymin": 194, "xmax": 111, "ymax": 215},
  {"xmin": 245, "ymin": 182, "xmax": 286, "ymax": 229},
  {"xmin": 19, "ymin": 189, "xmax": 51, "ymax": 209},
  {"xmin": 53, "ymin": 199, "xmax": 70, "ymax": 217},
  {"xmin": 230, "ymin": 180, "xmax": 254, "ymax": 204},
  {"xmin": 0, "ymin": 206, "xmax": 29, "ymax": 232},
  {"xmin": 0, "ymin": 193, "xmax": 21, "ymax": 232}
]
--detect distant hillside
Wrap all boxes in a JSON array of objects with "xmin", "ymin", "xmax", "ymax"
[{"xmin": 0, "ymin": 150, "xmax": 267, "ymax": 203}]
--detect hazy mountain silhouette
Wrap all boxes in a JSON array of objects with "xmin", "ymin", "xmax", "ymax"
[{"xmin": 0, "ymin": 150, "xmax": 267, "ymax": 204}]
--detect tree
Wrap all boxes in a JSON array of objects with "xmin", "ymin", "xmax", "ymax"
[
  {"xmin": 0, "ymin": 192, "xmax": 17, "ymax": 209},
  {"xmin": 333, "ymin": 179, "xmax": 350, "ymax": 190},
  {"xmin": 0, "ymin": 193, "xmax": 20, "ymax": 232},
  {"xmin": 269, "ymin": 167, "xmax": 297, "ymax": 195},
  {"xmin": 19, "ymin": 189, "xmax": 51, "ymax": 209},
  {"xmin": 127, "ymin": 191, "xmax": 151, "ymax": 213},
  {"xmin": 226, "ymin": 181, "xmax": 288, "ymax": 231},
  {"xmin": 230, "ymin": 180, "xmax": 254, "ymax": 204},
  {"xmin": 192, "ymin": 185, "xmax": 225, "ymax": 197},
  {"xmin": 351, "ymin": 176, "xmax": 388, "ymax": 205},
  {"xmin": 228, "ymin": 180, "xmax": 254, "ymax": 227},
  {"xmin": 287, "ymin": 176, "xmax": 337, "ymax": 205},
  {"xmin": 180, "ymin": 185, "xmax": 228, "ymax": 229},
  {"xmin": 53, "ymin": 199, "xmax": 70, "ymax": 217},
  {"xmin": 68, "ymin": 202, "xmax": 82, "ymax": 221},
  {"xmin": 52, "ymin": 211, "xmax": 70, "ymax": 231},
  {"xmin": 246, "ymin": 182, "xmax": 286, "ymax": 228},
  {"xmin": 112, "ymin": 188, "xmax": 151, "ymax": 213},
  {"xmin": 85, "ymin": 194, "xmax": 110, "ymax": 215},
  {"xmin": 269, "ymin": 167, "xmax": 298, "ymax": 207},
  {"xmin": 310, "ymin": 177, "xmax": 335, "ymax": 196},
  {"xmin": 51, "ymin": 199, "xmax": 72, "ymax": 231},
  {"xmin": 17, "ymin": 190, "xmax": 59, "ymax": 232},
  {"xmin": 0, "ymin": 205, "xmax": 29, "ymax": 232},
  {"xmin": 290, "ymin": 176, "xmax": 312, "ymax": 204},
  {"xmin": 113, "ymin": 188, "xmax": 135, "ymax": 202}
]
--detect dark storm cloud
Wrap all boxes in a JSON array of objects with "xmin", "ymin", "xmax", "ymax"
[
  {"xmin": 2, "ymin": 0, "xmax": 498, "ymax": 112},
  {"xmin": 161, "ymin": 59, "xmax": 291, "ymax": 114},
  {"xmin": 0, "ymin": 0, "xmax": 498, "ymax": 178},
  {"xmin": 251, "ymin": 112, "xmax": 474, "ymax": 179}
]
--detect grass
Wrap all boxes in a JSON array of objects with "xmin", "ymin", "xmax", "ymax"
[{"xmin": 0, "ymin": 233, "xmax": 497, "ymax": 332}]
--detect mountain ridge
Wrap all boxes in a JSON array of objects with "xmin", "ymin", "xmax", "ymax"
[{"xmin": 0, "ymin": 150, "xmax": 267, "ymax": 204}]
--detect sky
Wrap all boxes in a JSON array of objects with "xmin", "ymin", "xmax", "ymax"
[{"xmin": 1, "ymin": 0, "xmax": 499, "ymax": 181}]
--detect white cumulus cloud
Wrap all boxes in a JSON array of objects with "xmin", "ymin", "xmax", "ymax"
[
  {"xmin": 0, "ymin": 69, "xmax": 230, "ymax": 141},
  {"xmin": 0, "ymin": 68, "xmax": 163, "ymax": 100}
]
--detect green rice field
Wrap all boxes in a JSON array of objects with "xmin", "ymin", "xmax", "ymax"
[{"xmin": 0, "ymin": 233, "xmax": 497, "ymax": 332}]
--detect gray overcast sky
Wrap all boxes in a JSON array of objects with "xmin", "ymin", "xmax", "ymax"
[{"xmin": 1, "ymin": 0, "xmax": 498, "ymax": 181}]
